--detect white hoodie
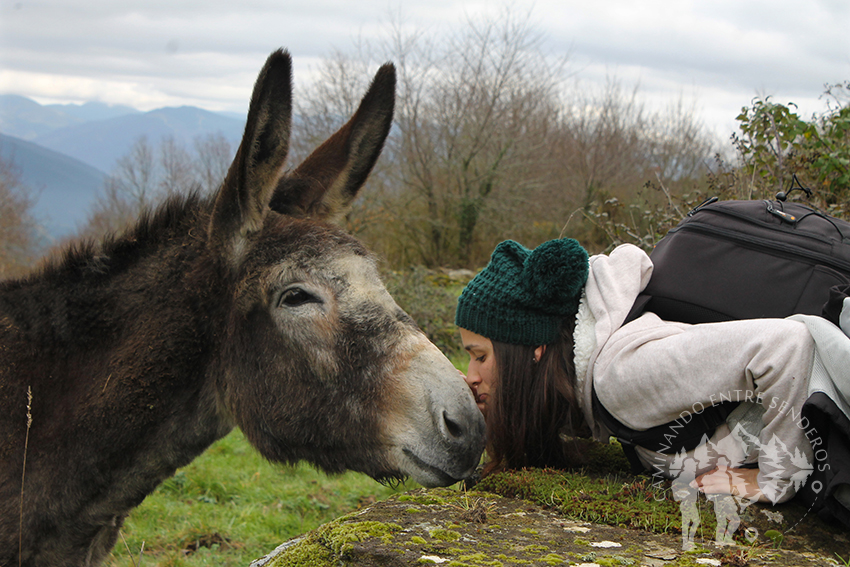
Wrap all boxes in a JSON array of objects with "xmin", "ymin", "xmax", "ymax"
[{"xmin": 573, "ymin": 244, "xmax": 816, "ymax": 503}]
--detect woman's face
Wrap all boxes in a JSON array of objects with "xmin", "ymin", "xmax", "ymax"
[{"xmin": 459, "ymin": 328, "xmax": 497, "ymax": 415}]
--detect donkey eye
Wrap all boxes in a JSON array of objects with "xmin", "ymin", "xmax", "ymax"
[{"xmin": 279, "ymin": 288, "xmax": 320, "ymax": 308}]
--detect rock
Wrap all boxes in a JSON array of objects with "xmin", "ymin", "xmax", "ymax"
[
  {"xmin": 439, "ymin": 268, "xmax": 476, "ymax": 281},
  {"xmin": 254, "ymin": 488, "xmax": 839, "ymax": 566},
  {"xmin": 253, "ymin": 443, "xmax": 845, "ymax": 566}
]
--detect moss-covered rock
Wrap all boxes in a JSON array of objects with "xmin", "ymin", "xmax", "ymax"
[
  {"xmin": 251, "ymin": 485, "xmax": 841, "ymax": 567},
  {"xmin": 251, "ymin": 440, "xmax": 844, "ymax": 566}
]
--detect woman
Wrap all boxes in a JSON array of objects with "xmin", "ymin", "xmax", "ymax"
[{"xmin": 455, "ymin": 238, "xmax": 847, "ymax": 505}]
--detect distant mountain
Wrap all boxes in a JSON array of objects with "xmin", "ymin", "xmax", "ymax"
[
  {"xmin": 0, "ymin": 95, "xmax": 145, "ymax": 140},
  {"xmin": 0, "ymin": 133, "xmax": 106, "ymax": 239},
  {"xmin": 215, "ymin": 110, "xmax": 248, "ymax": 122},
  {"xmin": 46, "ymin": 100, "xmax": 141, "ymax": 123},
  {"xmin": 0, "ymin": 97, "xmax": 246, "ymax": 238},
  {"xmin": 0, "ymin": 94, "xmax": 84, "ymax": 140},
  {"xmin": 33, "ymin": 106, "xmax": 245, "ymax": 172}
]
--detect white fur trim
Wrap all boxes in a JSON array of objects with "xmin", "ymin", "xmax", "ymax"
[{"xmin": 573, "ymin": 287, "xmax": 596, "ymax": 400}]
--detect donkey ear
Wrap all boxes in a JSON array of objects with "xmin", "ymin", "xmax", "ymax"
[
  {"xmin": 269, "ymin": 63, "xmax": 395, "ymax": 223},
  {"xmin": 209, "ymin": 49, "xmax": 292, "ymax": 258}
]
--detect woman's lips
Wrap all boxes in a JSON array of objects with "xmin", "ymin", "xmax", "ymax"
[{"xmin": 474, "ymin": 392, "xmax": 487, "ymax": 412}]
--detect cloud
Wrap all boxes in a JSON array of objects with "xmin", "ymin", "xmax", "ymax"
[{"xmin": 0, "ymin": 0, "xmax": 847, "ymax": 136}]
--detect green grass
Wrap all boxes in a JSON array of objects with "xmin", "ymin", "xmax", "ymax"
[{"xmin": 106, "ymin": 430, "xmax": 414, "ymax": 567}]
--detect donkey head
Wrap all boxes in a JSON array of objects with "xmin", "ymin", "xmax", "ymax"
[{"xmin": 208, "ymin": 50, "xmax": 484, "ymax": 486}]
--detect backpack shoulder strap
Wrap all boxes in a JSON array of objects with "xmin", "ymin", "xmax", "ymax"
[
  {"xmin": 591, "ymin": 384, "xmax": 738, "ymax": 473},
  {"xmin": 623, "ymin": 293, "xmax": 651, "ymax": 326}
]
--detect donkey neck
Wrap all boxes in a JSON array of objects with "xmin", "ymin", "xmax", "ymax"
[
  {"xmin": 0, "ymin": 196, "xmax": 244, "ymax": 565},
  {"xmin": 0, "ymin": 193, "xmax": 235, "ymax": 513}
]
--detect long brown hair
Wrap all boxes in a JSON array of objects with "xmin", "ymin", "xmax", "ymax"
[{"xmin": 482, "ymin": 317, "xmax": 587, "ymax": 475}]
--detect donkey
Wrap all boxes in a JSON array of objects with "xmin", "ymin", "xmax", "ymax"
[{"xmin": 0, "ymin": 49, "xmax": 485, "ymax": 566}]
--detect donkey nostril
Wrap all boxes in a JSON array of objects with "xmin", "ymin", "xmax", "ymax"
[{"xmin": 443, "ymin": 411, "xmax": 463, "ymax": 439}]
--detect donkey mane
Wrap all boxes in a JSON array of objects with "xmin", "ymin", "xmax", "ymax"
[{"xmin": 30, "ymin": 192, "xmax": 211, "ymax": 285}]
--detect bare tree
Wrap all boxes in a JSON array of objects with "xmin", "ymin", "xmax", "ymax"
[
  {"xmin": 548, "ymin": 77, "xmax": 715, "ymax": 251},
  {"xmin": 159, "ymin": 135, "xmax": 195, "ymax": 197},
  {"xmin": 647, "ymin": 96, "xmax": 715, "ymax": 185},
  {"xmin": 0, "ymin": 154, "xmax": 41, "ymax": 278},
  {"xmin": 291, "ymin": 48, "xmax": 375, "ymax": 162},
  {"xmin": 79, "ymin": 133, "xmax": 234, "ymax": 241},
  {"xmin": 290, "ymin": 10, "xmax": 568, "ymax": 267},
  {"xmin": 387, "ymin": 10, "xmax": 567, "ymax": 266},
  {"xmin": 75, "ymin": 177, "xmax": 139, "ymax": 240},
  {"xmin": 292, "ymin": 8, "xmax": 715, "ymax": 266},
  {"xmin": 554, "ymin": 79, "xmax": 652, "ymax": 209},
  {"xmin": 76, "ymin": 136, "xmax": 159, "ymax": 239},
  {"xmin": 193, "ymin": 133, "xmax": 232, "ymax": 193},
  {"xmin": 111, "ymin": 135, "xmax": 156, "ymax": 211}
]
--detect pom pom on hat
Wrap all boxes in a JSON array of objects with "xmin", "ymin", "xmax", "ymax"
[
  {"xmin": 523, "ymin": 238, "xmax": 589, "ymax": 314},
  {"xmin": 455, "ymin": 238, "xmax": 589, "ymax": 345}
]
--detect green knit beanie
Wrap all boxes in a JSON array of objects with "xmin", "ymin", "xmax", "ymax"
[{"xmin": 455, "ymin": 238, "xmax": 589, "ymax": 346}]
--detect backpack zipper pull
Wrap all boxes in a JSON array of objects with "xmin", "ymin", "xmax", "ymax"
[{"xmin": 765, "ymin": 200, "xmax": 798, "ymax": 224}]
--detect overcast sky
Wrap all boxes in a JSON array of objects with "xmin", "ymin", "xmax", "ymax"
[{"xmin": 1, "ymin": 1, "xmax": 848, "ymax": 140}]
